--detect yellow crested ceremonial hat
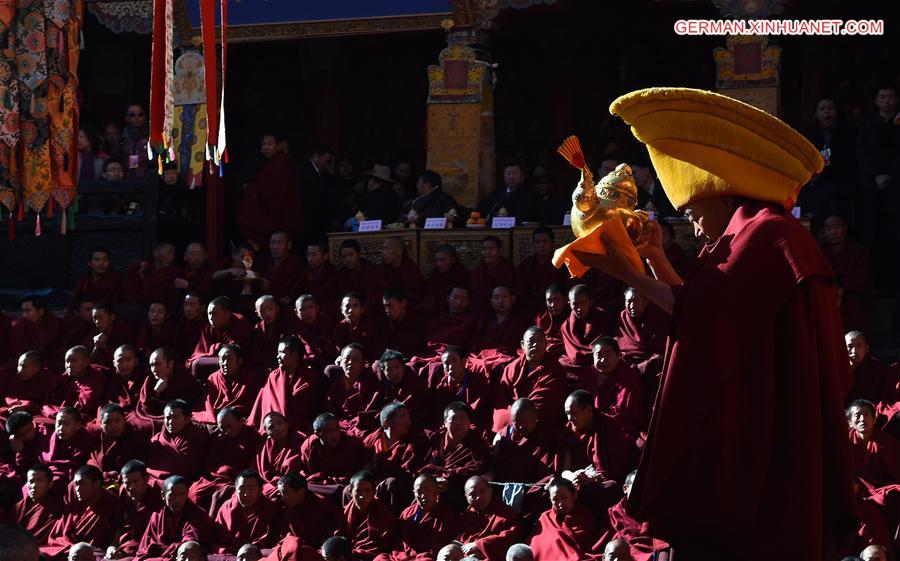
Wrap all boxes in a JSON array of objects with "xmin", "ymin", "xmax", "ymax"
[{"xmin": 609, "ymin": 87, "xmax": 824, "ymax": 210}]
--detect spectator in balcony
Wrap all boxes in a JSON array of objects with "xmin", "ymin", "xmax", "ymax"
[
  {"xmin": 102, "ymin": 122, "xmax": 124, "ymax": 161},
  {"xmin": 77, "ymin": 127, "xmax": 104, "ymax": 181},
  {"xmin": 479, "ymin": 162, "xmax": 540, "ymax": 223},
  {"xmin": 101, "ymin": 159, "xmax": 125, "ymax": 182},
  {"xmin": 632, "ymin": 156, "xmax": 677, "ymax": 219},
  {"xmin": 357, "ymin": 165, "xmax": 402, "ymax": 225},
  {"xmin": 404, "ymin": 170, "xmax": 459, "ymax": 228},
  {"xmin": 121, "ymin": 103, "xmax": 151, "ymax": 181},
  {"xmin": 532, "ymin": 165, "xmax": 568, "ymax": 226},
  {"xmin": 299, "ymin": 143, "xmax": 336, "ymax": 242}
]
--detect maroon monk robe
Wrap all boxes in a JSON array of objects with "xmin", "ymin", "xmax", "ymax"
[
  {"xmin": 9, "ymin": 492, "xmax": 64, "ymax": 544},
  {"xmin": 603, "ymin": 498, "xmax": 670, "ymax": 561},
  {"xmin": 10, "ymin": 313, "xmax": 60, "ymax": 359},
  {"xmin": 430, "ymin": 370, "xmax": 493, "ymax": 429},
  {"xmin": 300, "ymin": 261, "xmax": 343, "ymax": 319},
  {"xmin": 123, "ymin": 261, "xmax": 178, "ymax": 308},
  {"xmin": 421, "ymin": 261, "xmax": 471, "ymax": 317},
  {"xmin": 385, "ymin": 308, "xmax": 427, "ymax": 359},
  {"xmin": 495, "ymin": 354, "xmax": 568, "ymax": 431},
  {"xmin": 248, "ymin": 364, "xmax": 322, "ymax": 433},
  {"xmin": 278, "ymin": 490, "xmax": 341, "ymax": 546},
  {"xmin": 850, "ymin": 427, "xmax": 900, "ymax": 490},
  {"xmin": 591, "ymin": 361, "xmax": 646, "ymax": 439},
  {"xmin": 456, "ymin": 497, "xmax": 522, "ymax": 561},
  {"xmin": 11, "ymin": 422, "xmax": 50, "ymax": 478},
  {"xmin": 213, "ymin": 493, "xmax": 280, "ymax": 553},
  {"xmin": 132, "ymin": 368, "xmax": 202, "ymax": 432},
  {"xmin": 363, "ymin": 429, "xmax": 428, "ymax": 483},
  {"xmin": 56, "ymin": 310, "xmax": 94, "ymax": 360},
  {"xmin": 849, "ymin": 355, "xmax": 893, "ymax": 407},
  {"xmin": 376, "ymin": 252, "xmax": 426, "ymax": 307},
  {"xmin": 0, "ymin": 367, "xmax": 59, "ymax": 418},
  {"xmin": 408, "ymin": 311, "xmax": 477, "ymax": 378},
  {"xmin": 616, "ymin": 304, "xmax": 670, "ymax": 382},
  {"xmin": 467, "ymin": 313, "xmax": 530, "ymax": 382},
  {"xmin": 528, "ymin": 504, "xmax": 603, "ymax": 561},
  {"xmin": 71, "ymin": 269, "xmax": 123, "ymax": 306},
  {"xmin": 563, "ymin": 414, "xmax": 635, "ymax": 486},
  {"xmin": 115, "ymin": 482, "xmax": 164, "ymax": 557},
  {"xmin": 325, "ymin": 367, "xmax": 382, "ymax": 435},
  {"xmin": 534, "ymin": 308, "xmax": 569, "ymax": 355},
  {"xmin": 237, "ymin": 152, "xmax": 303, "ymax": 246},
  {"xmin": 664, "ymin": 241, "xmax": 692, "ymax": 277},
  {"xmin": 334, "ymin": 313, "xmax": 388, "ymax": 363},
  {"xmin": 39, "ymin": 426, "xmax": 98, "ymax": 484},
  {"xmin": 492, "ymin": 421, "xmax": 562, "ymax": 484},
  {"xmin": 258, "ymin": 253, "xmax": 305, "ymax": 303},
  {"xmin": 175, "ymin": 316, "xmax": 204, "ymax": 364},
  {"xmin": 288, "ymin": 312, "xmax": 339, "ymax": 371},
  {"xmin": 261, "ymin": 536, "xmax": 325, "ymax": 561},
  {"xmin": 81, "ymin": 319, "xmax": 134, "ymax": 367},
  {"xmin": 193, "ymin": 367, "xmax": 264, "ymax": 425},
  {"xmin": 135, "ymin": 499, "xmax": 213, "ymax": 561},
  {"xmin": 188, "ymin": 312, "xmax": 253, "ymax": 366},
  {"xmin": 340, "ymin": 497, "xmax": 397, "ymax": 560},
  {"xmin": 469, "ymin": 257, "xmax": 516, "ymax": 313},
  {"xmin": 513, "ymin": 254, "xmax": 570, "ymax": 318},
  {"xmin": 251, "ymin": 314, "xmax": 292, "ymax": 371},
  {"xmin": 175, "ymin": 260, "xmax": 214, "ymax": 300},
  {"xmin": 421, "ymin": 429, "xmax": 489, "ymax": 493},
  {"xmin": 300, "ymin": 431, "xmax": 369, "ymax": 486},
  {"xmin": 42, "ymin": 489, "xmax": 123, "ymax": 559},
  {"xmin": 821, "ymin": 238, "xmax": 873, "ymax": 332},
  {"xmin": 559, "ymin": 307, "xmax": 616, "ymax": 383},
  {"xmin": 146, "ymin": 422, "xmax": 209, "ymax": 482},
  {"xmin": 578, "ymin": 268, "xmax": 626, "ymax": 315},
  {"xmin": 375, "ymin": 500, "xmax": 458, "ymax": 561},
  {"xmin": 337, "ymin": 257, "xmax": 382, "ymax": 311},
  {"xmin": 189, "ymin": 425, "xmax": 262, "ymax": 509},
  {"xmin": 42, "ymin": 364, "xmax": 110, "ymax": 422},
  {"xmin": 136, "ymin": 321, "xmax": 179, "ymax": 360},
  {"xmin": 369, "ymin": 366, "xmax": 429, "ymax": 428},
  {"xmin": 88, "ymin": 421, "xmax": 151, "ymax": 483},
  {"xmin": 837, "ymin": 487, "xmax": 893, "ymax": 561},
  {"xmin": 629, "ymin": 204, "xmax": 857, "ymax": 559},
  {"xmin": 103, "ymin": 363, "xmax": 148, "ymax": 413},
  {"xmin": 257, "ymin": 430, "xmax": 307, "ymax": 497}
]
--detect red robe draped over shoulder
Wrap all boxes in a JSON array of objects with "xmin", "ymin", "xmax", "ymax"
[
  {"xmin": 469, "ymin": 257, "xmax": 516, "ymax": 313},
  {"xmin": 237, "ymin": 152, "xmax": 302, "ymax": 246},
  {"xmin": 42, "ymin": 490, "xmax": 123, "ymax": 559},
  {"xmin": 213, "ymin": 494, "xmax": 280, "ymax": 553},
  {"xmin": 9, "ymin": 493, "xmax": 64, "ymax": 544},
  {"xmin": 375, "ymin": 501, "xmax": 457, "ymax": 561},
  {"xmin": 456, "ymin": 497, "xmax": 522, "ymax": 561},
  {"xmin": 248, "ymin": 364, "xmax": 322, "ymax": 434},
  {"xmin": 146, "ymin": 422, "xmax": 209, "ymax": 482},
  {"xmin": 135, "ymin": 500, "xmax": 213, "ymax": 561},
  {"xmin": 340, "ymin": 497, "xmax": 397, "ymax": 560},
  {"xmin": 528, "ymin": 504, "xmax": 602, "ymax": 561}
]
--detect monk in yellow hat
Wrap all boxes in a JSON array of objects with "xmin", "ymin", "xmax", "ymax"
[{"xmin": 571, "ymin": 88, "xmax": 857, "ymax": 561}]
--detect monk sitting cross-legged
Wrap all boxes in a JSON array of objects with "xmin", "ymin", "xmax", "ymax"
[
  {"xmin": 250, "ymin": 294, "xmax": 292, "ymax": 371},
  {"xmin": 256, "ymin": 411, "xmax": 306, "ymax": 498},
  {"xmin": 8, "ymin": 464, "xmax": 64, "ymax": 545},
  {"xmin": 256, "ymin": 231, "xmax": 305, "ymax": 307},
  {"xmin": 133, "ymin": 347, "xmax": 202, "ymax": 433},
  {"xmin": 42, "ymin": 345, "xmax": 110, "ymax": 423},
  {"xmin": 288, "ymin": 293, "xmax": 339, "ymax": 371},
  {"xmin": 455, "ymin": 475, "xmax": 523, "ymax": 561},
  {"xmin": 559, "ymin": 285, "xmax": 615, "ymax": 388},
  {"xmin": 431, "ymin": 346, "xmax": 493, "ymax": 430},
  {"xmin": 601, "ymin": 470, "xmax": 670, "ymax": 561},
  {"xmin": 333, "ymin": 292, "xmax": 387, "ymax": 363},
  {"xmin": 146, "ymin": 399, "xmax": 209, "ymax": 483},
  {"xmin": 615, "ymin": 286, "xmax": 669, "ymax": 396},
  {"xmin": 533, "ymin": 283, "xmax": 569, "ymax": 356},
  {"xmin": 381, "ymin": 289, "xmax": 427, "ymax": 359},
  {"xmin": 339, "ymin": 471, "xmax": 397, "ymax": 561},
  {"xmin": 248, "ymin": 335, "xmax": 322, "ymax": 434},
  {"xmin": 136, "ymin": 301, "xmax": 178, "ymax": 360},
  {"xmin": 300, "ymin": 412, "xmax": 370, "ymax": 499},
  {"xmin": 467, "ymin": 285, "xmax": 530, "ymax": 383},
  {"xmin": 469, "ymin": 235, "xmax": 516, "ymax": 314},
  {"xmin": 370, "ymin": 350, "xmax": 429, "ymax": 429},
  {"xmin": 324, "ymin": 343, "xmax": 381, "ymax": 436},
  {"xmin": 374, "ymin": 473, "xmax": 458, "ymax": 561},
  {"xmin": 212, "ymin": 470, "xmax": 280, "ymax": 554},
  {"xmin": 421, "ymin": 244, "xmax": 471, "ymax": 318},
  {"xmin": 363, "ymin": 402, "xmax": 428, "ymax": 514},
  {"xmin": 189, "ymin": 296, "xmax": 253, "ymax": 381},
  {"xmin": 109, "ymin": 460, "xmax": 164, "ymax": 560},
  {"xmin": 0, "ymin": 350, "xmax": 58, "ymax": 420},
  {"xmin": 88, "ymin": 403, "xmax": 151, "ymax": 485},
  {"xmin": 527, "ymin": 477, "xmax": 603, "ymax": 561},
  {"xmin": 845, "ymin": 331, "xmax": 893, "ymax": 406},
  {"xmin": 9, "ymin": 295, "xmax": 60, "ymax": 359},
  {"xmin": 586, "ymin": 336, "xmax": 645, "ymax": 440},
  {"xmin": 39, "ymin": 406, "xmax": 97, "ymax": 486},
  {"xmin": 83, "ymin": 302, "xmax": 134, "ymax": 368},
  {"xmin": 135, "ymin": 475, "xmax": 213, "ymax": 561},
  {"xmin": 193, "ymin": 343, "xmax": 263, "ymax": 425},
  {"xmin": 408, "ymin": 285, "xmax": 477, "ymax": 382},
  {"xmin": 275, "ymin": 472, "xmax": 342, "ymax": 548},
  {"xmin": 104, "ymin": 344, "xmax": 148, "ymax": 411}
]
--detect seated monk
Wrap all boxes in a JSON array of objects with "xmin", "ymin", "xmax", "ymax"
[
  {"xmin": 339, "ymin": 471, "xmax": 397, "ymax": 560},
  {"xmin": 337, "ymin": 239, "xmax": 383, "ymax": 312},
  {"xmin": 263, "ymin": 536, "xmax": 332, "ymax": 561},
  {"xmin": 587, "ymin": 337, "xmax": 645, "ymax": 439},
  {"xmin": 188, "ymin": 296, "xmax": 253, "ymax": 381},
  {"xmin": 494, "ymin": 327, "xmax": 567, "ymax": 432},
  {"xmin": 376, "ymin": 237, "xmax": 425, "ymax": 309},
  {"xmin": 133, "ymin": 347, "xmax": 202, "ymax": 433},
  {"xmin": 83, "ymin": 302, "xmax": 134, "ymax": 367},
  {"xmin": 9, "ymin": 464, "xmax": 64, "ymax": 545},
  {"xmin": 43, "ymin": 346, "xmax": 109, "ymax": 422},
  {"xmin": 334, "ymin": 292, "xmax": 387, "ymax": 363},
  {"xmin": 837, "ymin": 484, "xmax": 893, "ymax": 561},
  {"xmin": 174, "ymin": 242, "xmax": 214, "ymax": 302},
  {"xmin": 276, "ymin": 472, "xmax": 341, "ymax": 547},
  {"xmin": 146, "ymin": 399, "xmax": 209, "ymax": 482},
  {"xmin": 6, "ymin": 411, "xmax": 47, "ymax": 479},
  {"xmin": 136, "ymin": 301, "xmax": 178, "ymax": 359},
  {"xmin": 577, "ymin": 268, "xmax": 626, "ymax": 318},
  {"xmin": 257, "ymin": 231, "xmax": 305, "ymax": 308},
  {"xmin": 248, "ymin": 336, "xmax": 322, "ymax": 434},
  {"xmin": 105, "ymin": 344, "xmax": 148, "ymax": 411},
  {"xmin": 189, "ymin": 408, "xmax": 263, "ymax": 510},
  {"xmin": 135, "ymin": 475, "xmax": 213, "ymax": 561},
  {"xmin": 42, "ymin": 465, "xmax": 123, "ymax": 560},
  {"xmin": 527, "ymin": 477, "xmax": 603, "ymax": 561},
  {"xmin": 68, "ymin": 542, "xmax": 94, "ymax": 561},
  {"xmin": 820, "ymin": 214, "xmax": 873, "ymax": 332},
  {"xmin": 408, "ymin": 286, "xmax": 477, "ymax": 381},
  {"xmin": 513, "ymin": 227, "xmax": 569, "ymax": 318},
  {"xmin": 382, "ymin": 289, "xmax": 427, "ymax": 358},
  {"xmin": 492, "ymin": 399, "xmax": 562, "ymax": 494},
  {"xmin": 251, "ymin": 295, "xmax": 291, "ymax": 371},
  {"xmin": 194, "ymin": 344, "xmax": 263, "ymax": 425},
  {"xmin": 56, "ymin": 298, "xmax": 96, "ymax": 363},
  {"xmin": 123, "ymin": 242, "xmax": 178, "ymax": 308},
  {"xmin": 467, "ymin": 285, "xmax": 529, "ymax": 382},
  {"xmin": 846, "ymin": 331, "xmax": 892, "ymax": 406},
  {"xmin": 0, "ymin": 351, "xmax": 58, "ymax": 419},
  {"xmin": 615, "ymin": 286, "xmax": 669, "ymax": 389},
  {"xmin": 469, "ymin": 235, "xmax": 516, "ymax": 314},
  {"xmin": 324, "ymin": 344, "xmax": 381, "ymax": 435},
  {"xmin": 10, "ymin": 295, "xmax": 60, "ymax": 359},
  {"xmin": 289, "ymin": 293, "xmax": 339, "ymax": 371},
  {"xmin": 560, "ymin": 391, "xmax": 636, "ymax": 516},
  {"xmin": 374, "ymin": 473, "xmax": 457, "ymax": 561},
  {"xmin": 175, "ymin": 292, "xmax": 206, "ymax": 364},
  {"xmin": 110, "ymin": 460, "xmax": 164, "ymax": 559},
  {"xmin": 421, "ymin": 402, "xmax": 490, "ymax": 511},
  {"xmin": 363, "ymin": 402, "xmax": 428, "ymax": 513},
  {"xmin": 300, "ymin": 241, "xmax": 342, "ymax": 319},
  {"xmin": 211, "ymin": 243, "xmax": 265, "ymax": 306},
  {"xmin": 176, "ymin": 540, "xmax": 209, "ymax": 561},
  {"xmin": 71, "ymin": 245, "xmax": 122, "ymax": 306},
  {"xmin": 39, "ymin": 407, "xmax": 97, "ymax": 485},
  {"xmin": 88, "ymin": 403, "xmax": 150, "ymax": 485},
  {"xmin": 371, "ymin": 350, "xmax": 429, "ymax": 428},
  {"xmin": 421, "ymin": 244, "xmax": 471, "ymax": 317},
  {"xmin": 602, "ymin": 471, "xmax": 670, "ymax": 561},
  {"xmin": 559, "ymin": 285, "xmax": 615, "ymax": 387},
  {"xmin": 300, "ymin": 413, "xmax": 370, "ymax": 494},
  {"xmin": 256, "ymin": 412, "xmax": 306, "ymax": 498},
  {"xmin": 847, "ymin": 400, "xmax": 900, "ymax": 495},
  {"xmin": 456, "ymin": 476, "xmax": 522, "ymax": 561},
  {"xmin": 431, "ymin": 346, "xmax": 493, "ymax": 429},
  {"xmin": 534, "ymin": 283, "xmax": 569, "ymax": 355},
  {"xmin": 213, "ymin": 470, "xmax": 279, "ymax": 554}
]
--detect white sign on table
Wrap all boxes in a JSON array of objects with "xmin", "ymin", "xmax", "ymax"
[
  {"xmin": 791, "ymin": 206, "xmax": 801, "ymax": 219},
  {"xmin": 562, "ymin": 214, "xmax": 571, "ymax": 226},
  {"xmin": 424, "ymin": 217, "xmax": 447, "ymax": 229},
  {"xmin": 491, "ymin": 216, "xmax": 516, "ymax": 229},
  {"xmin": 358, "ymin": 220, "xmax": 383, "ymax": 232}
]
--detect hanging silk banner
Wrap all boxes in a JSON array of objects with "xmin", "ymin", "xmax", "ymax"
[
  {"xmin": 199, "ymin": 0, "xmax": 218, "ymax": 165},
  {"xmin": 149, "ymin": 0, "xmax": 174, "ymax": 171},
  {"xmin": 171, "ymin": 50, "xmax": 207, "ymax": 188}
]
